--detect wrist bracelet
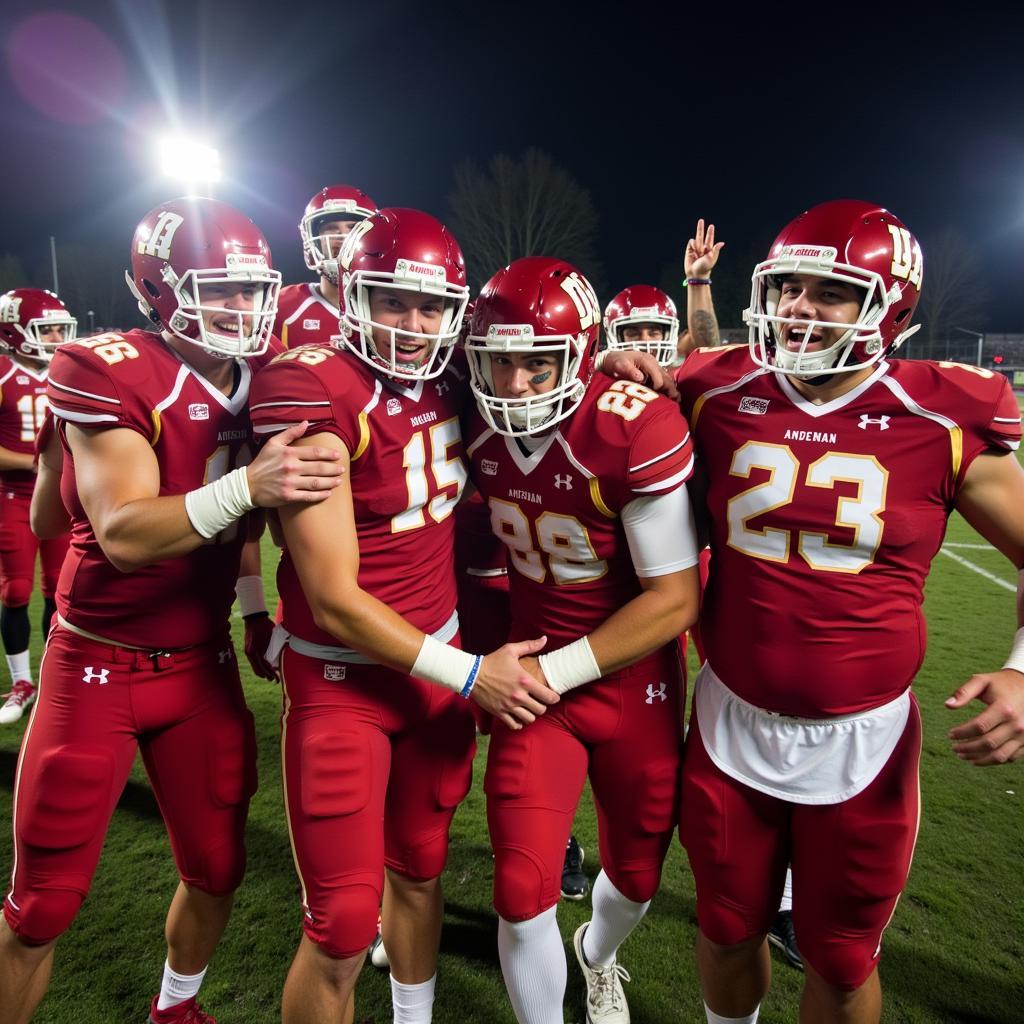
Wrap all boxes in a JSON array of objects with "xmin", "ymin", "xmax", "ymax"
[{"xmin": 686, "ymin": 278, "xmax": 712, "ymax": 287}]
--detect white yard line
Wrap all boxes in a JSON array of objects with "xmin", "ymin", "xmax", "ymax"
[{"xmin": 938, "ymin": 547, "xmax": 1016, "ymax": 593}]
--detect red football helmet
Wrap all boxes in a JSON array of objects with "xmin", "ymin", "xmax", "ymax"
[
  {"xmin": 465, "ymin": 256, "xmax": 600, "ymax": 435},
  {"xmin": 0, "ymin": 288, "xmax": 76, "ymax": 361},
  {"xmin": 338, "ymin": 208, "xmax": 469, "ymax": 380},
  {"xmin": 299, "ymin": 184, "xmax": 377, "ymax": 284},
  {"xmin": 745, "ymin": 199, "xmax": 923, "ymax": 377},
  {"xmin": 603, "ymin": 285, "xmax": 679, "ymax": 367},
  {"xmin": 126, "ymin": 196, "xmax": 281, "ymax": 359}
]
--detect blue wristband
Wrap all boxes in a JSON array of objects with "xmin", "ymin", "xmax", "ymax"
[{"xmin": 460, "ymin": 654, "xmax": 482, "ymax": 698}]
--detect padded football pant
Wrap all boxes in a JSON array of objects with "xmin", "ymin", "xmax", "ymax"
[
  {"xmin": 487, "ymin": 644, "xmax": 684, "ymax": 922},
  {"xmin": 279, "ymin": 644, "xmax": 476, "ymax": 960},
  {"xmin": 0, "ymin": 492, "xmax": 69, "ymax": 609},
  {"xmin": 3, "ymin": 626, "xmax": 256, "ymax": 944},
  {"xmin": 680, "ymin": 697, "xmax": 922, "ymax": 990}
]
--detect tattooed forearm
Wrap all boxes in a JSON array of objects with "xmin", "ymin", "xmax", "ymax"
[{"xmin": 692, "ymin": 309, "xmax": 720, "ymax": 348}]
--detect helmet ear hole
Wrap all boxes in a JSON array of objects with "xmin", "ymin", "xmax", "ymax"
[
  {"xmin": 142, "ymin": 278, "xmax": 160, "ymax": 299},
  {"xmin": 894, "ymin": 308, "xmax": 910, "ymax": 325}
]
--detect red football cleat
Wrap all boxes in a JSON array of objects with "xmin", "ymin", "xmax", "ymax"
[{"xmin": 148, "ymin": 995, "xmax": 217, "ymax": 1024}]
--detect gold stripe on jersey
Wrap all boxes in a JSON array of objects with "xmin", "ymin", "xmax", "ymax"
[
  {"xmin": 150, "ymin": 409, "xmax": 162, "ymax": 446},
  {"xmin": 589, "ymin": 477, "xmax": 616, "ymax": 519},
  {"xmin": 950, "ymin": 425, "xmax": 963, "ymax": 479},
  {"xmin": 281, "ymin": 321, "xmax": 290, "ymax": 349},
  {"xmin": 352, "ymin": 411, "xmax": 371, "ymax": 461}
]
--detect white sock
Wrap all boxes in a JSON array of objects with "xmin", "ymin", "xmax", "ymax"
[
  {"xmin": 704, "ymin": 1005, "xmax": 760, "ymax": 1024},
  {"xmin": 497, "ymin": 906, "xmax": 565, "ymax": 1024},
  {"xmin": 156, "ymin": 960, "xmax": 207, "ymax": 1010},
  {"xmin": 582, "ymin": 870, "xmax": 650, "ymax": 968},
  {"xmin": 6, "ymin": 652, "xmax": 30, "ymax": 683},
  {"xmin": 779, "ymin": 867, "xmax": 793, "ymax": 913},
  {"xmin": 391, "ymin": 973, "xmax": 436, "ymax": 1024}
]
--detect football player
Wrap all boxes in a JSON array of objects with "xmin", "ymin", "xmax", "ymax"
[
  {"xmin": 464, "ymin": 256, "xmax": 701, "ymax": 1024},
  {"xmin": 249, "ymin": 208, "xmax": 556, "ymax": 1024},
  {"xmin": 0, "ymin": 196, "xmax": 344, "ymax": 1024},
  {"xmin": 274, "ymin": 184, "xmax": 377, "ymax": 349},
  {"xmin": 603, "ymin": 284, "xmax": 681, "ymax": 368},
  {"xmin": 674, "ymin": 200, "xmax": 1024, "ymax": 1024},
  {"xmin": 0, "ymin": 289, "xmax": 75, "ymax": 724}
]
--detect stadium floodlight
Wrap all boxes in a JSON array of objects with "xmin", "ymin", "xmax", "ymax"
[{"xmin": 157, "ymin": 135, "xmax": 221, "ymax": 190}]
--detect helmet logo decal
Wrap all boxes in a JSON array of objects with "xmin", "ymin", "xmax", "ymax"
[
  {"xmin": 560, "ymin": 272, "xmax": 600, "ymax": 330},
  {"xmin": 887, "ymin": 225, "xmax": 923, "ymax": 288},
  {"xmin": 137, "ymin": 211, "xmax": 184, "ymax": 260},
  {"xmin": 338, "ymin": 218, "xmax": 374, "ymax": 271},
  {"xmin": 0, "ymin": 296, "xmax": 22, "ymax": 324}
]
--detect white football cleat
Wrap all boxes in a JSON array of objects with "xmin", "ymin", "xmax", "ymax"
[
  {"xmin": 573, "ymin": 922, "xmax": 631, "ymax": 1023},
  {"xmin": 0, "ymin": 680, "xmax": 35, "ymax": 725}
]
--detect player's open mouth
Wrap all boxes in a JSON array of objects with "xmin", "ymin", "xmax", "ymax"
[
  {"xmin": 211, "ymin": 317, "xmax": 250, "ymax": 337},
  {"xmin": 394, "ymin": 341, "xmax": 427, "ymax": 363},
  {"xmin": 783, "ymin": 326, "xmax": 824, "ymax": 351}
]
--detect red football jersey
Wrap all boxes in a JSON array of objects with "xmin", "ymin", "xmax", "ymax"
[
  {"xmin": 676, "ymin": 347, "xmax": 1023, "ymax": 716},
  {"xmin": 455, "ymin": 491, "xmax": 507, "ymax": 577},
  {"xmin": 274, "ymin": 282, "xmax": 341, "ymax": 350},
  {"xmin": 0, "ymin": 357, "xmax": 49, "ymax": 497},
  {"xmin": 466, "ymin": 373, "xmax": 694, "ymax": 650},
  {"xmin": 46, "ymin": 329, "xmax": 272, "ymax": 648},
  {"xmin": 250, "ymin": 345, "xmax": 468, "ymax": 644}
]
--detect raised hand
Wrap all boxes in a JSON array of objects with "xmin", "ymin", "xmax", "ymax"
[{"xmin": 685, "ymin": 219, "xmax": 725, "ymax": 279}]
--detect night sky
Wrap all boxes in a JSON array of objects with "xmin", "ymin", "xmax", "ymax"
[{"xmin": 3, "ymin": 1, "xmax": 1024, "ymax": 329}]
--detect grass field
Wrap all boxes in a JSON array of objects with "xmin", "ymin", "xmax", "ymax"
[{"xmin": 1, "ymin": 473, "xmax": 1023, "ymax": 1021}]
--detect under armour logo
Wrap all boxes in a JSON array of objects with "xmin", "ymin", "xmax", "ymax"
[
  {"xmin": 435, "ymin": 379, "xmax": 450, "ymax": 396},
  {"xmin": 217, "ymin": 649, "xmax": 233, "ymax": 664},
  {"xmin": 858, "ymin": 414, "xmax": 890, "ymax": 431},
  {"xmin": 645, "ymin": 682, "xmax": 667, "ymax": 704},
  {"xmin": 83, "ymin": 666, "xmax": 110, "ymax": 686},
  {"xmin": 554, "ymin": 474, "xmax": 573, "ymax": 490}
]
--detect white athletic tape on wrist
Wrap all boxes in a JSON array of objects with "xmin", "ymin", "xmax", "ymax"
[
  {"xmin": 185, "ymin": 467, "xmax": 255, "ymax": 539},
  {"xmin": 412, "ymin": 634, "xmax": 478, "ymax": 696},
  {"xmin": 1003, "ymin": 626, "xmax": 1024, "ymax": 675},
  {"xmin": 235, "ymin": 574, "xmax": 268, "ymax": 618},
  {"xmin": 539, "ymin": 637, "xmax": 601, "ymax": 694}
]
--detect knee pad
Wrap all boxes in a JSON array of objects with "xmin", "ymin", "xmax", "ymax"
[
  {"xmin": 797, "ymin": 919, "xmax": 883, "ymax": 991},
  {"xmin": 20, "ymin": 748, "xmax": 115, "ymax": 851},
  {"xmin": 0, "ymin": 582, "xmax": 31, "ymax": 611},
  {"xmin": 307, "ymin": 880, "xmax": 381, "ymax": 960},
  {"xmin": 5, "ymin": 888, "xmax": 83, "ymax": 945},
  {"xmin": 492, "ymin": 845, "xmax": 555, "ymax": 923},
  {"xmin": 604, "ymin": 855, "xmax": 665, "ymax": 906}
]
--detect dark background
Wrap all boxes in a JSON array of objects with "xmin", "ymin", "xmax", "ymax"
[{"xmin": 2, "ymin": 0, "xmax": 1023, "ymax": 332}]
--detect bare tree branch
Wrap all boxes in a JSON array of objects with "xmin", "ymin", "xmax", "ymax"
[{"xmin": 448, "ymin": 149, "xmax": 603, "ymax": 291}]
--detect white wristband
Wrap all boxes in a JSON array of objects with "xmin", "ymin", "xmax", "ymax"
[
  {"xmin": 185, "ymin": 467, "xmax": 255, "ymax": 539},
  {"xmin": 235, "ymin": 575, "xmax": 268, "ymax": 618},
  {"xmin": 539, "ymin": 637, "xmax": 602, "ymax": 695},
  {"xmin": 1003, "ymin": 626, "xmax": 1024, "ymax": 674},
  {"xmin": 412, "ymin": 634, "xmax": 478, "ymax": 694}
]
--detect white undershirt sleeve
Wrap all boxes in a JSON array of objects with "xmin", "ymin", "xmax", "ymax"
[{"xmin": 622, "ymin": 486, "xmax": 700, "ymax": 578}]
